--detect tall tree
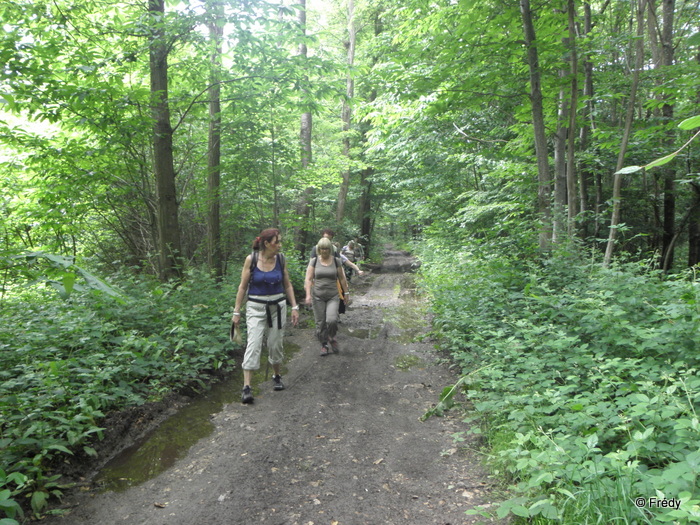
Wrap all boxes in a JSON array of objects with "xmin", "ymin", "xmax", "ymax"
[
  {"xmin": 336, "ymin": 0, "xmax": 356, "ymax": 222},
  {"xmin": 520, "ymin": 0, "xmax": 552, "ymax": 249},
  {"xmin": 658, "ymin": 0, "xmax": 676, "ymax": 271},
  {"xmin": 206, "ymin": 0, "xmax": 224, "ymax": 281},
  {"xmin": 566, "ymin": 0, "xmax": 579, "ymax": 236},
  {"xmin": 604, "ymin": 0, "xmax": 647, "ymax": 267},
  {"xmin": 149, "ymin": 0, "xmax": 182, "ymax": 281},
  {"xmin": 295, "ymin": 0, "xmax": 315, "ymax": 256}
]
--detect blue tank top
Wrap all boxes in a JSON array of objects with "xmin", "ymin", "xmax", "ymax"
[{"xmin": 248, "ymin": 255, "xmax": 284, "ymax": 296}]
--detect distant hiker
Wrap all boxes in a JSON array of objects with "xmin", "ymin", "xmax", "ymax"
[
  {"xmin": 232, "ymin": 228, "xmax": 299, "ymax": 404},
  {"xmin": 304, "ymin": 237, "xmax": 350, "ymax": 356},
  {"xmin": 341, "ymin": 240, "xmax": 358, "ymax": 282},
  {"xmin": 353, "ymin": 237, "xmax": 365, "ymax": 262},
  {"xmin": 310, "ymin": 229, "xmax": 364, "ymax": 278}
]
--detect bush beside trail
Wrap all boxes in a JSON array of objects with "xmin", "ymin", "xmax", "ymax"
[
  {"xmin": 0, "ymin": 267, "xmax": 251, "ymax": 522},
  {"xmin": 418, "ymin": 241, "xmax": 700, "ymax": 524}
]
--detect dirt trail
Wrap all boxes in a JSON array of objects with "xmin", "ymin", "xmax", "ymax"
[{"xmin": 46, "ymin": 249, "xmax": 499, "ymax": 525}]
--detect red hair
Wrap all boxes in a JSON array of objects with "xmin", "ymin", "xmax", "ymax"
[{"xmin": 252, "ymin": 228, "xmax": 280, "ymax": 250}]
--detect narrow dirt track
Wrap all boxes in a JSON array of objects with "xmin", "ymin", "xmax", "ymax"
[{"xmin": 45, "ymin": 249, "xmax": 501, "ymax": 525}]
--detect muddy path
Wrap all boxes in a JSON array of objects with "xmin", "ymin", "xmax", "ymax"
[{"xmin": 45, "ymin": 249, "xmax": 500, "ymax": 525}]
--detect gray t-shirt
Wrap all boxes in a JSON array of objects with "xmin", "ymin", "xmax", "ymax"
[{"xmin": 311, "ymin": 257, "xmax": 339, "ymax": 301}]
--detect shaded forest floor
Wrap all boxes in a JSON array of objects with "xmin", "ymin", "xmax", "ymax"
[{"xmin": 42, "ymin": 249, "xmax": 503, "ymax": 525}]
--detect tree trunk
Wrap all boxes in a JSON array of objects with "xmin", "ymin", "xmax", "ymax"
[
  {"xmin": 578, "ymin": 2, "xmax": 594, "ymax": 236},
  {"xmin": 336, "ymin": 0, "xmax": 356, "ymax": 223},
  {"xmin": 553, "ymin": 78, "xmax": 568, "ymax": 244},
  {"xmin": 604, "ymin": 0, "xmax": 646, "ymax": 267},
  {"xmin": 149, "ymin": 0, "xmax": 182, "ymax": 281},
  {"xmin": 294, "ymin": 0, "xmax": 314, "ymax": 257},
  {"xmin": 659, "ymin": 0, "xmax": 676, "ymax": 271},
  {"xmin": 520, "ymin": 0, "xmax": 552, "ymax": 250},
  {"xmin": 566, "ymin": 0, "xmax": 579, "ymax": 236},
  {"xmin": 689, "ymin": 192, "xmax": 700, "ymax": 267},
  {"xmin": 206, "ymin": 0, "xmax": 224, "ymax": 281}
]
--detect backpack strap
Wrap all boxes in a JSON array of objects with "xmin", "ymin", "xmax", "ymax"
[
  {"xmin": 250, "ymin": 251, "xmax": 285, "ymax": 273},
  {"xmin": 312, "ymin": 255, "xmax": 340, "ymax": 272}
]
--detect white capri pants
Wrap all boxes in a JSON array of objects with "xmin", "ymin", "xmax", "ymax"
[{"xmin": 241, "ymin": 294, "xmax": 287, "ymax": 371}]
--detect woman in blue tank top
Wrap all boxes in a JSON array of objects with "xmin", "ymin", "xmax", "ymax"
[{"xmin": 232, "ymin": 228, "xmax": 299, "ymax": 404}]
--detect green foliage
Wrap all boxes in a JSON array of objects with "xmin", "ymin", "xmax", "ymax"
[
  {"xmin": 0, "ymin": 265, "xmax": 245, "ymax": 519},
  {"xmin": 2, "ymin": 251, "xmax": 123, "ymax": 300},
  {"xmin": 616, "ymin": 115, "xmax": 700, "ymax": 175},
  {"xmin": 420, "ymin": 239, "xmax": 700, "ymax": 523},
  {"xmin": 0, "ymin": 469, "xmax": 26, "ymax": 525}
]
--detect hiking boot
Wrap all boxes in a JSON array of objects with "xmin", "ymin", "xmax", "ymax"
[
  {"xmin": 272, "ymin": 374, "xmax": 285, "ymax": 391},
  {"xmin": 241, "ymin": 385, "xmax": 254, "ymax": 404},
  {"xmin": 329, "ymin": 338, "xmax": 339, "ymax": 353},
  {"xmin": 320, "ymin": 343, "xmax": 329, "ymax": 356}
]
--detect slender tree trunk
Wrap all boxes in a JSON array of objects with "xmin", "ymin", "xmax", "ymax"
[
  {"xmin": 604, "ymin": 0, "xmax": 646, "ymax": 267},
  {"xmin": 149, "ymin": 0, "xmax": 182, "ymax": 281},
  {"xmin": 336, "ymin": 0, "xmax": 356, "ymax": 223},
  {"xmin": 553, "ymin": 78, "xmax": 568, "ymax": 244},
  {"xmin": 520, "ymin": 0, "xmax": 552, "ymax": 249},
  {"xmin": 579, "ymin": 1, "xmax": 594, "ymax": 236},
  {"xmin": 689, "ymin": 53, "xmax": 700, "ymax": 267},
  {"xmin": 689, "ymin": 186, "xmax": 700, "ymax": 267},
  {"xmin": 207, "ymin": 0, "xmax": 224, "ymax": 281},
  {"xmin": 566, "ymin": 0, "xmax": 579, "ymax": 236},
  {"xmin": 295, "ymin": 0, "xmax": 314, "ymax": 256},
  {"xmin": 659, "ymin": 0, "xmax": 676, "ymax": 271}
]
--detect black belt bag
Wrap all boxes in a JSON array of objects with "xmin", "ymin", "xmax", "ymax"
[{"xmin": 248, "ymin": 296, "xmax": 286, "ymax": 329}]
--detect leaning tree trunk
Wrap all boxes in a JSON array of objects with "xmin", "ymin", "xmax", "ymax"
[
  {"xmin": 520, "ymin": 0, "xmax": 552, "ymax": 250},
  {"xmin": 604, "ymin": 0, "xmax": 646, "ymax": 267},
  {"xmin": 149, "ymin": 0, "xmax": 182, "ymax": 281}
]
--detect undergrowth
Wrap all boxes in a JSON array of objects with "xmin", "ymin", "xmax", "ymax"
[
  {"xmin": 0, "ymin": 257, "xmax": 300, "ymax": 523},
  {"xmin": 418, "ymin": 240, "xmax": 700, "ymax": 524}
]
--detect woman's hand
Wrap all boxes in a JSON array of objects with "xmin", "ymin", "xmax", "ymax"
[
  {"xmin": 291, "ymin": 308, "xmax": 299, "ymax": 327},
  {"xmin": 232, "ymin": 313, "xmax": 241, "ymax": 327},
  {"xmin": 304, "ymin": 294, "xmax": 312, "ymax": 306}
]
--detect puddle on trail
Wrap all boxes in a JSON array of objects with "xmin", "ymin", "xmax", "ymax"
[
  {"xmin": 95, "ymin": 342, "xmax": 300, "ymax": 493},
  {"xmin": 94, "ymin": 271, "xmax": 427, "ymax": 493}
]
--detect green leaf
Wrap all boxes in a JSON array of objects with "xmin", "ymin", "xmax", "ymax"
[
  {"xmin": 511, "ymin": 505, "xmax": 530, "ymax": 517},
  {"xmin": 679, "ymin": 115, "xmax": 700, "ymax": 130},
  {"xmin": 0, "ymin": 93, "xmax": 16, "ymax": 111},
  {"xmin": 30, "ymin": 490, "xmax": 49, "ymax": 514},
  {"xmin": 645, "ymin": 153, "xmax": 677, "ymax": 170},
  {"xmin": 46, "ymin": 444, "xmax": 73, "ymax": 455},
  {"xmin": 615, "ymin": 166, "xmax": 642, "ymax": 175}
]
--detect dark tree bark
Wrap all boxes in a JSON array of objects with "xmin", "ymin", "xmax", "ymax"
[
  {"xmin": 520, "ymin": 0, "xmax": 552, "ymax": 249},
  {"xmin": 659, "ymin": 0, "xmax": 676, "ymax": 271},
  {"xmin": 149, "ymin": 0, "xmax": 182, "ymax": 281},
  {"xmin": 206, "ymin": 0, "xmax": 224, "ymax": 281}
]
